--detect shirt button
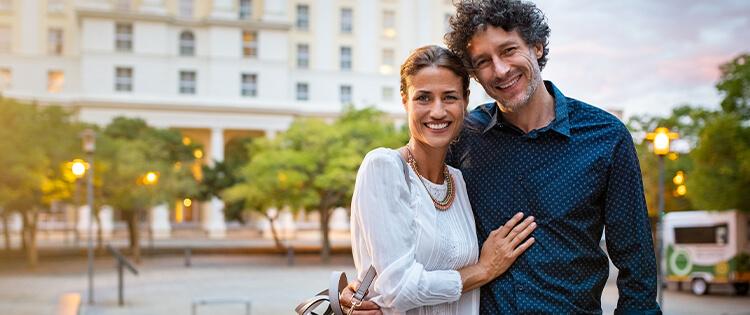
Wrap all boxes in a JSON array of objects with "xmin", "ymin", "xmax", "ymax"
[
  {"xmin": 516, "ymin": 284, "xmax": 524, "ymax": 292},
  {"xmin": 517, "ymin": 175, "xmax": 523, "ymax": 181}
]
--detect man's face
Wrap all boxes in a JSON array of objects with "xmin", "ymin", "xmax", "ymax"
[{"xmin": 467, "ymin": 26, "xmax": 543, "ymax": 112}]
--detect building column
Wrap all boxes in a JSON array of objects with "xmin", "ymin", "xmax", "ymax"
[
  {"xmin": 149, "ymin": 203, "xmax": 171, "ymax": 239},
  {"xmin": 210, "ymin": 0, "xmax": 234, "ymax": 19},
  {"xmin": 203, "ymin": 127, "xmax": 227, "ymax": 238}
]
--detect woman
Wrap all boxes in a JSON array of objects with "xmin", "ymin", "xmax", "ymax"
[{"xmin": 349, "ymin": 45, "xmax": 537, "ymax": 314}]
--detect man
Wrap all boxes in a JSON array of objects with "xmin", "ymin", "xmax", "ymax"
[{"xmin": 344, "ymin": 0, "xmax": 660, "ymax": 314}]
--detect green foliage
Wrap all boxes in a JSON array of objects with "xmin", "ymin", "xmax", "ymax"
[
  {"xmin": 225, "ymin": 107, "xmax": 407, "ymax": 214},
  {"xmin": 716, "ymin": 54, "xmax": 750, "ymax": 120}
]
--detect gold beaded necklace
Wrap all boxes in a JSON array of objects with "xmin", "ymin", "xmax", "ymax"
[{"xmin": 404, "ymin": 147, "xmax": 456, "ymax": 211}]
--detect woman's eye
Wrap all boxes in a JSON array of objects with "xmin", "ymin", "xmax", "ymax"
[{"xmin": 416, "ymin": 95, "xmax": 430, "ymax": 102}]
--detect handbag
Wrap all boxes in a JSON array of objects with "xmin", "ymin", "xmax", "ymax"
[{"xmin": 295, "ymin": 149, "xmax": 412, "ymax": 315}]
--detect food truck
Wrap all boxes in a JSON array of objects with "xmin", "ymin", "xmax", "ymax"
[{"xmin": 663, "ymin": 210, "xmax": 749, "ymax": 295}]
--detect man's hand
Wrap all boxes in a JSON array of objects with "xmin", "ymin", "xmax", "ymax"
[{"xmin": 340, "ymin": 280, "xmax": 382, "ymax": 315}]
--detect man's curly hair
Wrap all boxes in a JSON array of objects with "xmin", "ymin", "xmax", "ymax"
[{"xmin": 445, "ymin": 0, "xmax": 551, "ymax": 71}]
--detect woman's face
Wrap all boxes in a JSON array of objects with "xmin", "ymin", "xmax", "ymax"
[{"xmin": 402, "ymin": 66, "xmax": 467, "ymax": 150}]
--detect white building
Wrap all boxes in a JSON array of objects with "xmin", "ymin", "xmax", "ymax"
[{"xmin": 0, "ymin": 0, "xmax": 478, "ymax": 236}]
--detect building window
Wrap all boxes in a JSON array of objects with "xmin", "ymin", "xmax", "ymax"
[
  {"xmin": 179, "ymin": 31, "xmax": 195, "ymax": 56},
  {"xmin": 179, "ymin": 0, "xmax": 193, "ymax": 18},
  {"xmin": 241, "ymin": 73, "xmax": 257, "ymax": 97},
  {"xmin": 380, "ymin": 48, "xmax": 395, "ymax": 74},
  {"xmin": 239, "ymin": 0, "xmax": 252, "ymax": 19},
  {"xmin": 0, "ymin": 26, "xmax": 10, "ymax": 52},
  {"xmin": 340, "ymin": 8, "xmax": 353, "ymax": 33},
  {"xmin": 115, "ymin": 0, "xmax": 131, "ymax": 11},
  {"xmin": 115, "ymin": 23, "xmax": 133, "ymax": 52},
  {"xmin": 340, "ymin": 46, "xmax": 352, "ymax": 71},
  {"xmin": 47, "ymin": 70, "xmax": 64, "ymax": 93},
  {"xmin": 48, "ymin": 28, "xmax": 63, "ymax": 55},
  {"xmin": 115, "ymin": 67, "xmax": 133, "ymax": 92},
  {"xmin": 242, "ymin": 31, "xmax": 257, "ymax": 58},
  {"xmin": 0, "ymin": 0, "xmax": 11, "ymax": 11},
  {"xmin": 296, "ymin": 82, "xmax": 308, "ymax": 101},
  {"xmin": 0, "ymin": 68, "xmax": 11, "ymax": 91},
  {"xmin": 340, "ymin": 85, "xmax": 352, "ymax": 104},
  {"xmin": 48, "ymin": 0, "xmax": 65, "ymax": 12},
  {"xmin": 179, "ymin": 71, "xmax": 196, "ymax": 94},
  {"xmin": 297, "ymin": 43, "xmax": 309, "ymax": 69},
  {"xmin": 382, "ymin": 86, "xmax": 394, "ymax": 102},
  {"xmin": 296, "ymin": 4, "xmax": 309, "ymax": 31},
  {"xmin": 382, "ymin": 10, "xmax": 396, "ymax": 38}
]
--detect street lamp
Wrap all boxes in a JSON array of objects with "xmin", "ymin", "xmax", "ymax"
[
  {"xmin": 645, "ymin": 127, "xmax": 678, "ymax": 307},
  {"xmin": 80, "ymin": 129, "xmax": 96, "ymax": 305},
  {"xmin": 69, "ymin": 159, "xmax": 87, "ymax": 245}
]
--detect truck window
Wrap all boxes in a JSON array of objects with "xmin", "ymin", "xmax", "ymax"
[{"xmin": 674, "ymin": 224, "xmax": 729, "ymax": 245}]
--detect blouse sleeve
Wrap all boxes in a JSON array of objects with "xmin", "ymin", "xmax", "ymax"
[{"xmin": 351, "ymin": 149, "xmax": 463, "ymax": 312}]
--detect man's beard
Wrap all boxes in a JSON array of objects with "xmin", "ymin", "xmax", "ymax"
[{"xmin": 496, "ymin": 70, "xmax": 541, "ymax": 113}]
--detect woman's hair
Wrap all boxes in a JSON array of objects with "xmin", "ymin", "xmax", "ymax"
[
  {"xmin": 399, "ymin": 45, "xmax": 470, "ymax": 98},
  {"xmin": 444, "ymin": 0, "xmax": 550, "ymax": 70}
]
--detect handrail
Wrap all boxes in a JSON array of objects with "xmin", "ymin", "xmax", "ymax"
[{"xmin": 106, "ymin": 245, "xmax": 139, "ymax": 306}]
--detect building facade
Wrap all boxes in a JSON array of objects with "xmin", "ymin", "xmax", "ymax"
[{"xmin": 0, "ymin": 0, "xmax": 473, "ymax": 237}]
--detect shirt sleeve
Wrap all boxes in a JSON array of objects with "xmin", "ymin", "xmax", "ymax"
[
  {"xmin": 603, "ymin": 128, "xmax": 662, "ymax": 315},
  {"xmin": 352, "ymin": 149, "xmax": 463, "ymax": 312}
]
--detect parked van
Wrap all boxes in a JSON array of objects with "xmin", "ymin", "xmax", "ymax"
[{"xmin": 663, "ymin": 210, "xmax": 750, "ymax": 295}]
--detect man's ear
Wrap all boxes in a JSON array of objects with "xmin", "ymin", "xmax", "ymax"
[{"xmin": 533, "ymin": 43, "xmax": 543, "ymax": 59}]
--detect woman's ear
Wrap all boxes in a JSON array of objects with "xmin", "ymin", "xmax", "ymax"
[{"xmin": 401, "ymin": 92, "xmax": 408, "ymax": 110}]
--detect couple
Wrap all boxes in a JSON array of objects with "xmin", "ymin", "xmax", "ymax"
[{"xmin": 346, "ymin": 0, "xmax": 660, "ymax": 314}]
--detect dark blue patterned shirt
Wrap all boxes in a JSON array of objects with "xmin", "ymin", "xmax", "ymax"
[{"xmin": 446, "ymin": 81, "xmax": 661, "ymax": 315}]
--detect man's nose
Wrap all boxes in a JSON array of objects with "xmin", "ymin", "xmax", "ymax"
[{"xmin": 492, "ymin": 55, "xmax": 511, "ymax": 77}]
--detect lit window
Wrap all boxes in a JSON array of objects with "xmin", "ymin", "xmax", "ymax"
[
  {"xmin": 48, "ymin": 0, "xmax": 65, "ymax": 12},
  {"xmin": 179, "ymin": 0, "xmax": 193, "ymax": 18},
  {"xmin": 239, "ymin": 0, "xmax": 252, "ymax": 20},
  {"xmin": 340, "ymin": 85, "xmax": 352, "ymax": 104},
  {"xmin": 48, "ymin": 28, "xmax": 63, "ymax": 55},
  {"xmin": 380, "ymin": 48, "xmax": 394, "ymax": 74},
  {"xmin": 296, "ymin": 82, "xmax": 308, "ymax": 101},
  {"xmin": 297, "ymin": 43, "xmax": 309, "ymax": 69},
  {"xmin": 179, "ymin": 31, "xmax": 195, "ymax": 56},
  {"xmin": 242, "ymin": 31, "xmax": 257, "ymax": 58},
  {"xmin": 340, "ymin": 46, "xmax": 352, "ymax": 71},
  {"xmin": 115, "ymin": 23, "xmax": 133, "ymax": 52},
  {"xmin": 340, "ymin": 8, "xmax": 353, "ymax": 33},
  {"xmin": 296, "ymin": 4, "xmax": 309, "ymax": 31},
  {"xmin": 0, "ymin": 68, "xmax": 11, "ymax": 91},
  {"xmin": 47, "ymin": 70, "xmax": 64, "ymax": 93},
  {"xmin": 241, "ymin": 73, "xmax": 257, "ymax": 97},
  {"xmin": 179, "ymin": 70, "xmax": 196, "ymax": 94},
  {"xmin": 0, "ymin": 27, "xmax": 10, "ymax": 52},
  {"xmin": 382, "ymin": 86, "xmax": 394, "ymax": 102},
  {"xmin": 382, "ymin": 10, "xmax": 396, "ymax": 38},
  {"xmin": 115, "ymin": 67, "xmax": 133, "ymax": 92}
]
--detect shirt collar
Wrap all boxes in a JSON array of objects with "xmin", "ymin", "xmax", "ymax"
[{"xmin": 480, "ymin": 80, "xmax": 571, "ymax": 138}]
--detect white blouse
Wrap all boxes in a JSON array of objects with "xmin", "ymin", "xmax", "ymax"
[{"xmin": 350, "ymin": 148, "xmax": 480, "ymax": 315}]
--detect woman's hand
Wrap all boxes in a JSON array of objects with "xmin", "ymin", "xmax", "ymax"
[
  {"xmin": 479, "ymin": 212, "xmax": 536, "ymax": 279},
  {"xmin": 459, "ymin": 212, "xmax": 536, "ymax": 291}
]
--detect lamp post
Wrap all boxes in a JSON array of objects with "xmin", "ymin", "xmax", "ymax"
[
  {"xmin": 81, "ymin": 129, "xmax": 96, "ymax": 305},
  {"xmin": 645, "ymin": 127, "xmax": 678, "ymax": 307},
  {"xmin": 70, "ymin": 159, "xmax": 87, "ymax": 245}
]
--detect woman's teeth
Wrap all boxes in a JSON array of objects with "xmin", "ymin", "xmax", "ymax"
[{"xmin": 426, "ymin": 122, "xmax": 449, "ymax": 130}]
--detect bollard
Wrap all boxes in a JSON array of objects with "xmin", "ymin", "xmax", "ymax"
[
  {"xmin": 184, "ymin": 247, "xmax": 191, "ymax": 268},
  {"xmin": 286, "ymin": 246, "xmax": 295, "ymax": 266}
]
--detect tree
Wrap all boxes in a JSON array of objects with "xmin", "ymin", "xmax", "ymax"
[
  {"xmin": 716, "ymin": 54, "xmax": 750, "ymax": 120},
  {"xmin": 225, "ymin": 107, "xmax": 407, "ymax": 261},
  {"xmin": 0, "ymin": 98, "xmax": 82, "ymax": 266},
  {"xmin": 97, "ymin": 117, "xmax": 199, "ymax": 262}
]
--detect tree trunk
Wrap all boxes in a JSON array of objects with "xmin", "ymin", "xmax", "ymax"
[
  {"xmin": 319, "ymin": 207, "xmax": 331, "ymax": 263},
  {"xmin": 21, "ymin": 210, "xmax": 39, "ymax": 268},
  {"xmin": 265, "ymin": 213, "xmax": 286, "ymax": 253},
  {"xmin": 2, "ymin": 210, "xmax": 10, "ymax": 252},
  {"xmin": 124, "ymin": 210, "xmax": 141, "ymax": 263}
]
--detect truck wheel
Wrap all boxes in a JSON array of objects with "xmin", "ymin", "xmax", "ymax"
[
  {"xmin": 734, "ymin": 283, "xmax": 749, "ymax": 296},
  {"xmin": 691, "ymin": 278, "xmax": 709, "ymax": 296}
]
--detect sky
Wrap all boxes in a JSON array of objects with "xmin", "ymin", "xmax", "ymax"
[{"xmin": 512, "ymin": 0, "xmax": 750, "ymax": 119}]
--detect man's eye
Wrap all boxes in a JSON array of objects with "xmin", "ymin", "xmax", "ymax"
[
  {"xmin": 504, "ymin": 47, "xmax": 517, "ymax": 55},
  {"xmin": 444, "ymin": 95, "xmax": 459, "ymax": 102},
  {"xmin": 474, "ymin": 59, "xmax": 487, "ymax": 68}
]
